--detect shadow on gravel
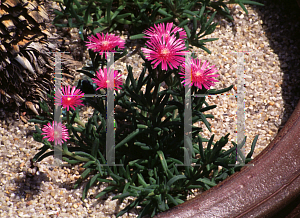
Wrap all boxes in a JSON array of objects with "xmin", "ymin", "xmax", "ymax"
[
  {"xmin": 254, "ymin": 0, "xmax": 300, "ymax": 132},
  {"xmin": 13, "ymin": 170, "xmax": 49, "ymax": 201}
]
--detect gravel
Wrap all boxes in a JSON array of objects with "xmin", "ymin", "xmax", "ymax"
[{"xmin": 1, "ymin": 0, "xmax": 300, "ymax": 217}]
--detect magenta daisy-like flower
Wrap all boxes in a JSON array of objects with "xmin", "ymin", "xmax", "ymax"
[
  {"xmin": 143, "ymin": 22, "xmax": 187, "ymax": 40},
  {"xmin": 85, "ymin": 33, "xmax": 125, "ymax": 58},
  {"xmin": 41, "ymin": 121, "xmax": 70, "ymax": 146},
  {"xmin": 55, "ymin": 86, "xmax": 85, "ymax": 111},
  {"xmin": 179, "ymin": 58, "xmax": 219, "ymax": 89},
  {"xmin": 92, "ymin": 68, "xmax": 123, "ymax": 91},
  {"xmin": 141, "ymin": 35, "xmax": 186, "ymax": 71}
]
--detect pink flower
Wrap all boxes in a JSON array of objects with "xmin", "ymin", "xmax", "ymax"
[
  {"xmin": 179, "ymin": 58, "xmax": 219, "ymax": 89},
  {"xmin": 85, "ymin": 33, "xmax": 125, "ymax": 58},
  {"xmin": 41, "ymin": 121, "xmax": 70, "ymax": 146},
  {"xmin": 55, "ymin": 86, "xmax": 85, "ymax": 111},
  {"xmin": 92, "ymin": 68, "xmax": 123, "ymax": 91},
  {"xmin": 143, "ymin": 23, "xmax": 187, "ymax": 40},
  {"xmin": 141, "ymin": 35, "xmax": 186, "ymax": 71}
]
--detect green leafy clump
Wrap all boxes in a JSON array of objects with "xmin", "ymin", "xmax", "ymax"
[
  {"xmin": 52, "ymin": 0, "xmax": 263, "ymax": 53},
  {"xmin": 30, "ymin": 0, "xmax": 263, "ymax": 217},
  {"xmin": 31, "ymin": 61, "xmax": 259, "ymax": 217}
]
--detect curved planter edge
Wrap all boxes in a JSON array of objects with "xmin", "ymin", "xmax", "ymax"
[{"xmin": 153, "ymin": 98, "xmax": 300, "ymax": 218}]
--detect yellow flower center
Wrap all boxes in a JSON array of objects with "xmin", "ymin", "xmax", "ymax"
[
  {"xmin": 54, "ymin": 130, "xmax": 59, "ymax": 138},
  {"xmin": 162, "ymin": 48, "xmax": 169, "ymax": 55},
  {"xmin": 195, "ymin": 71, "xmax": 201, "ymax": 77},
  {"xmin": 102, "ymin": 41, "xmax": 109, "ymax": 46},
  {"xmin": 67, "ymin": 97, "xmax": 71, "ymax": 101},
  {"xmin": 160, "ymin": 48, "xmax": 170, "ymax": 59}
]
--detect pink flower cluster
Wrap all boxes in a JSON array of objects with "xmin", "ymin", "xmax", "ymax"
[
  {"xmin": 42, "ymin": 33, "xmax": 126, "ymax": 146},
  {"xmin": 44, "ymin": 85, "xmax": 85, "ymax": 145},
  {"xmin": 85, "ymin": 32, "xmax": 125, "ymax": 91},
  {"xmin": 42, "ymin": 24, "xmax": 220, "ymax": 145},
  {"xmin": 141, "ymin": 23, "xmax": 186, "ymax": 71},
  {"xmin": 141, "ymin": 22, "xmax": 219, "ymax": 89},
  {"xmin": 44, "ymin": 24, "xmax": 220, "ymax": 145}
]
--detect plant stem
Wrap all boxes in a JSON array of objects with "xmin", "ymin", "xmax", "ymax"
[
  {"xmin": 68, "ymin": 111, "xmax": 85, "ymax": 127},
  {"xmin": 64, "ymin": 150, "xmax": 90, "ymax": 162},
  {"xmin": 152, "ymin": 68, "xmax": 165, "ymax": 105},
  {"xmin": 55, "ymin": 146, "xmax": 90, "ymax": 162},
  {"xmin": 67, "ymin": 110, "xmax": 70, "ymax": 125},
  {"xmin": 153, "ymin": 82, "xmax": 160, "ymax": 105},
  {"xmin": 74, "ymin": 118, "xmax": 85, "ymax": 127}
]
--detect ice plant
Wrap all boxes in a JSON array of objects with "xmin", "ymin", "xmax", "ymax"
[
  {"xmin": 41, "ymin": 121, "xmax": 70, "ymax": 146},
  {"xmin": 92, "ymin": 68, "xmax": 123, "ymax": 91},
  {"xmin": 141, "ymin": 35, "xmax": 186, "ymax": 71},
  {"xmin": 179, "ymin": 58, "xmax": 219, "ymax": 89},
  {"xmin": 143, "ymin": 22, "xmax": 187, "ymax": 40},
  {"xmin": 55, "ymin": 85, "xmax": 85, "ymax": 111},
  {"xmin": 85, "ymin": 33, "xmax": 125, "ymax": 58}
]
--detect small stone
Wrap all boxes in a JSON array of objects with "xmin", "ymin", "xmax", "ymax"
[
  {"xmin": 73, "ymin": 204, "xmax": 78, "ymax": 209},
  {"xmin": 269, "ymin": 101, "xmax": 275, "ymax": 106}
]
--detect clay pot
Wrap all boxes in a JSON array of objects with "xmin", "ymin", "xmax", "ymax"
[{"xmin": 154, "ymin": 98, "xmax": 300, "ymax": 218}]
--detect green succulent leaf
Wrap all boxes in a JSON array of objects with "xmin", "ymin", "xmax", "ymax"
[
  {"xmin": 196, "ymin": 177, "xmax": 217, "ymax": 187},
  {"xmin": 167, "ymin": 175, "xmax": 187, "ymax": 187},
  {"xmin": 82, "ymin": 173, "xmax": 101, "ymax": 200},
  {"xmin": 95, "ymin": 186, "xmax": 117, "ymax": 199}
]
